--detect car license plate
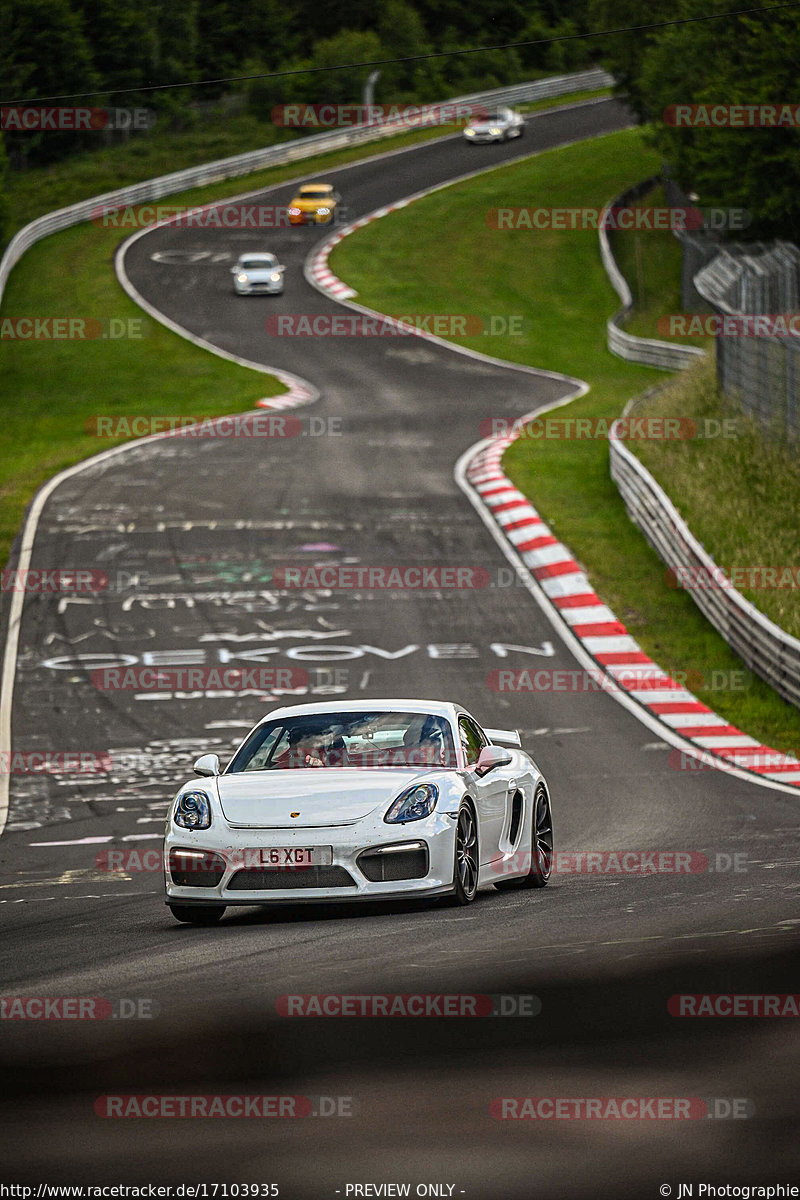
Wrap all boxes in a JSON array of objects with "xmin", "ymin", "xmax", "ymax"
[{"xmin": 257, "ymin": 847, "xmax": 332, "ymax": 868}]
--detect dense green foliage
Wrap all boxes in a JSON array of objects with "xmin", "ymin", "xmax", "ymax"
[
  {"xmin": 1, "ymin": 1, "xmax": 797, "ymax": 242},
  {"xmin": 590, "ymin": 0, "xmax": 800, "ymax": 239},
  {"xmin": 0, "ymin": 0, "xmax": 594, "ymax": 166}
]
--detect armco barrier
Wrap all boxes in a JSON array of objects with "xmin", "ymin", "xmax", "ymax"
[
  {"xmin": 599, "ymin": 177, "xmax": 706, "ymax": 371},
  {"xmin": 0, "ymin": 69, "xmax": 612, "ymax": 309},
  {"xmin": 610, "ymin": 423, "xmax": 800, "ymax": 707}
]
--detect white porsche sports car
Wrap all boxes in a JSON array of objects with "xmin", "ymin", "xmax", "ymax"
[{"xmin": 164, "ymin": 699, "xmax": 553, "ymax": 924}]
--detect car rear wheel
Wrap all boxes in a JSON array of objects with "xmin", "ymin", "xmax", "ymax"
[
  {"xmin": 527, "ymin": 782, "xmax": 553, "ymax": 887},
  {"xmin": 449, "ymin": 802, "xmax": 479, "ymax": 905},
  {"xmin": 168, "ymin": 904, "xmax": 225, "ymax": 925}
]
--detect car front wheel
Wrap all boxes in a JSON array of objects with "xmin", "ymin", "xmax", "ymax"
[
  {"xmin": 168, "ymin": 904, "xmax": 226, "ymax": 925},
  {"xmin": 450, "ymin": 802, "xmax": 479, "ymax": 905}
]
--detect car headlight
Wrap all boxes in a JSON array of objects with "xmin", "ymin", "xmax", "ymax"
[
  {"xmin": 288, "ymin": 206, "xmax": 301, "ymax": 215},
  {"xmin": 236, "ymin": 273, "xmax": 248, "ymax": 283},
  {"xmin": 489, "ymin": 127, "xmax": 502, "ymax": 135},
  {"xmin": 465, "ymin": 128, "xmax": 475, "ymax": 136},
  {"xmin": 269, "ymin": 272, "xmax": 282, "ymax": 282},
  {"xmin": 174, "ymin": 791, "xmax": 212, "ymax": 830},
  {"xmin": 317, "ymin": 206, "xmax": 330, "ymax": 215},
  {"xmin": 385, "ymin": 783, "xmax": 438, "ymax": 824}
]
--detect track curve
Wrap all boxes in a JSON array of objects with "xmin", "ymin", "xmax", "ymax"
[{"xmin": 2, "ymin": 99, "xmax": 798, "ymax": 1196}]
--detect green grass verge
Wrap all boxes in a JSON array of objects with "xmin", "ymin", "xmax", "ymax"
[
  {"xmin": 329, "ymin": 125, "xmax": 800, "ymax": 751},
  {"xmin": 0, "ymin": 218, "xmax": 289, "ymax": 564},
  {"xmin": 627, "ymin": 360, "xmax": 800, "ymax": 639}
]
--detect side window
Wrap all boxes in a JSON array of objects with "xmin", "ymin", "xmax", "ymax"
[{"xmin": 459, "ymin": 717, "xmax": 485, "ymax": 766}]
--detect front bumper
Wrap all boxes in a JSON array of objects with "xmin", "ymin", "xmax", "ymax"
[
  {"xmin": 289, "ymin": 211, "xmax": 333, "ymax": 225},
  {"xmin": 234, "ymin": 282, "xmax": 283, "ymax": 295},
  {"xmin": 164, "ymin": 811, "xmax": 457, "ymax": 906},
  {"xmin": 464, "ymin": 132, "xmax": 505, "ymax": 143}
]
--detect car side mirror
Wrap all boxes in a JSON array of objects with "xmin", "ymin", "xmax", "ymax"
[
  {"xmin": 475, "ymin": 745, "xmax": 512, "ymax": 777},
  {"xmin": 275, "ymin": 265, "xmax": 285, "ymax": 272},
  {"xmin": 230, "ymin": 266, "xmax": 239, "ymax": 273},
  {"xmin": 193, "ymin": 753, "xmax": 220, "ymax": 777}
]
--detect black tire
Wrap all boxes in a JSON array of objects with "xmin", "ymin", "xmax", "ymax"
[
  {"xmin": 495, "ymin": 782, "xmax": 553, "ymax": 891},
  {"xmin": 527, "ymin": 782, "xmax": 553, "ymax": 887},
  {"xmin": 168, "ymin": 904, "xmax": 225, "ymax": 926},
  {"xmin": 449, "ymin": 802, "xmax": 479, "ymax": 905}
]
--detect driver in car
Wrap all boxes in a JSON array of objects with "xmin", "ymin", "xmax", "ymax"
[
  {"xmin": 273, "ymin": 727, "xmax": 327, "ymax": 768},
  {"xmin": 403, "ymin": 716, "xmax": 448, "ymax": 767}
]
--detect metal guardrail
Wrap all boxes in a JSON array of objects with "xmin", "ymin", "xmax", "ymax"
[
  {"xmin": 599, "ymin": 177, "xmax": 706, "ymax": 371},
  {"xmin": 0, "ymin": 68, "xmax": 613, "ymax": 309},
  {"xmin": 695, "ymin": 241, "xmax": 800, "ymax": 314},
  {"xmin": 610, "ymin": 418, "xmax": 800, "ymax": 708},
  {"xmin": 694, "ymin": 242, "xmax": 800, "ymax": 440},
  {"xmin": 604, "ymin": 180, "xmax": 800, "ymax": 706}
]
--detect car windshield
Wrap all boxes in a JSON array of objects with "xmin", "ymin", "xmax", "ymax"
[
  {"xmin": 484, "ymin": 112, "xmax": 506, "ymax": 123},
  {"xmin": 227, "ymin": 710, "xmax": 458, "ymax": 772},
  {"xmin": 240, "ymin": 257, "xmax": 275, "ymax": 269},
  {"xmin": 298, "ymin": 187, "xmax": 330, "ymax": 198}
]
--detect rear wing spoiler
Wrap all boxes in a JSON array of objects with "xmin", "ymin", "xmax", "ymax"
[{"xmin": 485, "ymin": 727, "xmax": 521, "ymax": 748}]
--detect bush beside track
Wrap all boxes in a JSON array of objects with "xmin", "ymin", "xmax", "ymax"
[{"xmin": 329, "ymin": 127, "xmax": 800, "ymax": 751}]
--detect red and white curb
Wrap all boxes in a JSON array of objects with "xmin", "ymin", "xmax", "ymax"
[
  {"xmin": 307, "ymin": 204, "xmax": 413, "ymax": 301},
  {"xmin": 308, "ymin": 230, "xmax": 358, "ymax": 300},
  {"xmin": 116, "ymin": 222, "xmax": 321, "ymax": 414},
  {"xmin": 255, "ymin": 370, "xmax": 317, "ymax": 411},
  {"xmin": 463, "ymin": 434, "xmax": 800, "ymax": 790},
  {"xmin": 302, "ymin": 132, "xmax": 800, "ymax": 796}
]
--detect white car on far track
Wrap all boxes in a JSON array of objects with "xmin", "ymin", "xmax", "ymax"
[
  {"xmin": 231, "ymin": 252, "xmax": 285, "ymax": 295},
  {"xmin": 463, "ymin": 106, "xmax": 525, "ymax": 143}
]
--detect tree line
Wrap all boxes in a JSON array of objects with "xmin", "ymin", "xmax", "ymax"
[{"xmin": 0, "ymin": 0, "xmax": 798, "ymax": 240}]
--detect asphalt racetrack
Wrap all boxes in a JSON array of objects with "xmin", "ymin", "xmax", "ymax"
[{"xmin": 2, "ymin": 99, "xmax": 799, "ymax": 1197}]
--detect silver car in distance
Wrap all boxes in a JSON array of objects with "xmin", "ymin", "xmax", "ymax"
[
  {"xmin": 164, "ymin": 699, "xmax": 553, "ymax": 925},
  {"xmin": 463, "ymin": 106, "xmax": 525, "ymax": 143},
  {"xmin": 231, "ymin": 252, "xmax": 285, "ymax": 295}
]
